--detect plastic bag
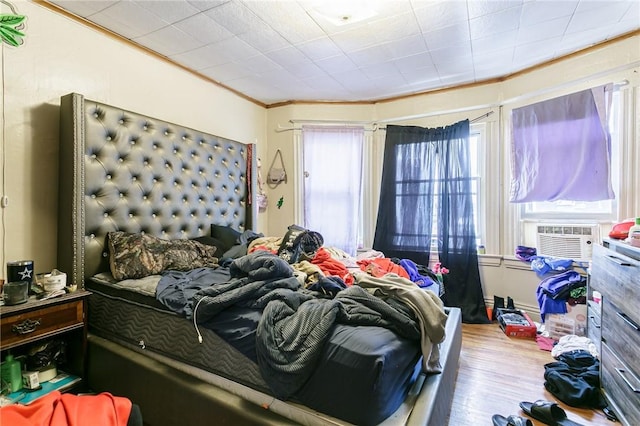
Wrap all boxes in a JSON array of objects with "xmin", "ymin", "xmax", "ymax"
[{"xmin": 257, "ymin": 192, "xmax": 268, "ymax": 212}]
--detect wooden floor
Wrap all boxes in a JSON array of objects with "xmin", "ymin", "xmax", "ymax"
[{"xmin": 447, "ymin": 323, "xmax": 613, "ymax": 426}]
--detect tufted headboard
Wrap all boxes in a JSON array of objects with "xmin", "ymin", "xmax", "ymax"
[{"xmin": 57, "ymin": 93, "xmax": 257, "ymax": 287}]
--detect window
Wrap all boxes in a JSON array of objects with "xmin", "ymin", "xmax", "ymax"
[
  {"xmin": 297, "ymin": 122, "xmax": 486, "ymax": 255},
  {"xmin": 427, "ymin": 128, "xmax": 485, "ymax": 255},
  {"xmin": 301, "ymin": 125, "xmax": 364, "ymax": 255},
  {"xmin": 522, "ymin": 89, "xmax": 621, "ymax": 221},
  {"xmin": 374, "ymin": 119, "xmax": 483, "ymax": 265},
  {"xmin": 469, "ymin": 130, "xmax": 485, "ymax": 247}
]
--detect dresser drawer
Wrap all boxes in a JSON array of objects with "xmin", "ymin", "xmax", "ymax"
[
  {"xmin": 602, "ymin": 300, "xmax": 640, "ymax": 373},
  {"xmin": 1, "ymin": 300, "xmax": 84, "ymax": 349},
  {"xmin": 586, "ymin": 307, "xmax": 601, "ymax": 349},
  {"xmin": 601, "ymin": 343, "xmax": 640, "ymax": 426},
  {"xmin": 590, "ymin": 244, "xmax": 640, "ymax": 316}
]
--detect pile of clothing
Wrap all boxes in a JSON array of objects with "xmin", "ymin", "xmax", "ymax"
[
  {"xmin": 544, "ymin": 342, "xmax": 605, "ymax": 409},
  {"xmin": 536, "ymin": 270, "xmax": 586, "ymax": 321},
  {"xmin": 513, "ymin": 247, "xmax": 587, "ymax": 322}
]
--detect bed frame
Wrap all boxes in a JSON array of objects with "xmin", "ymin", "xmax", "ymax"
[{"xmin": 57, "ymin": 93, "xmax": 462, "ymax": 426}]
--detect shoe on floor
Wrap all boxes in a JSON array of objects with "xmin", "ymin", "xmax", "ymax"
[
  {"xmin": 492, "ymin": 295, "xmax": 505, "ymax": 320},
  {"xmin": 519, "ymin": 400, "xmax": 584, "ymax": 426},
  {"xmin": 492, "ymin": 414, "xmax": 532, "ymax": 426}
]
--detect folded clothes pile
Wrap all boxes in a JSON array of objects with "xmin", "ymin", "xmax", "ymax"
[
  {"xmin": 515, "ymin": 245, "xmax": 537, "ymax": 261},
  {"xmin": 536, "ymin": 270, "xmax": 586, "ymax": 321},
  {"xmin": 530, "ymin": 256, "xmax": 574, "ymax": 278}
]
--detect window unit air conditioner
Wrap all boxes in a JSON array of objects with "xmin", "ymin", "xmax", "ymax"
[{"xmin": 535, "ymin": 224, "xmax": 599, "ymax": 260}]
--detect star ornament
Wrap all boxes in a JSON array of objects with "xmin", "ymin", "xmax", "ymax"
[{"xmin": 19, "ymin": 266, "xmax": 32, "ymax": 280}]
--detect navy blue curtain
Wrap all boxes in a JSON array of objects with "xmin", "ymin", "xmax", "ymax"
[{"xmin": 373, "ymin": 121, "xmax": 489, "ymax": 324}]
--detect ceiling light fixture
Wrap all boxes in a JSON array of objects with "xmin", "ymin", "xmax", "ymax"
[{"xmin": 310, "ymin": 0, "xmax": 380, "ymax": 26}]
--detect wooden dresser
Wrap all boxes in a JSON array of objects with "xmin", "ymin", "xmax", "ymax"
[
  {"xmin": 1, "ymin": 290, "xmax": 90, "ymax": 400},
  {"xmin": 589, "ymin": 240, "xmax": 640, "ymax": 426}
]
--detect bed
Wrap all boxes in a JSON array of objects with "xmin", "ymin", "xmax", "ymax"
[{"xmin": 56, "ymin": 93, "xmax": 462, "ymax": 426}]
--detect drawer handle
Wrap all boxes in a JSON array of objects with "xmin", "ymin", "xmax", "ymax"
[
  {"xmin": 606, "ymin": 255, "xmax": 632, "ymax": 266},
  {"xmin": 616, "ymin": 312, "xmax": 640, "ymax": 331},
  {"xmin": 588, "ymin": 316, "xmax": 601, "ymax": 328},
  {"xmin": 12, "ymin": 318, "xmax": 42, "ymax": 335},
  {"xmin": 615, "ymin": 368, "xmax": 640, "ymax": 393}
]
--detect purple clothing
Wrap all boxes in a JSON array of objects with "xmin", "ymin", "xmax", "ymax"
[
  {"xmin": 536, "ymin": 270, "xmax": 582, "ymax": 321},
  {"xmin": 399, "ymin": 259, "xmax": 437, "ymax": 288},
  {"xmin": 515, "ymin": 245, "xmax": 537, "ymax": 261}
]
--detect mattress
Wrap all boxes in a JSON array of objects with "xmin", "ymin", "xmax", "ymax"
[
  {"xmin": 86, "ymin": 276, "xmax": 270, "ymax": 392},
  {"xmin": 85, "ymin": 276, "xmax": 425, "ymax": 425}
]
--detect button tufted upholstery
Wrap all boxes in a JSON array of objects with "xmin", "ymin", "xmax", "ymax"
[{"xmin": 58, "ymin": 93, "xmax": 257, "ymax": 286}]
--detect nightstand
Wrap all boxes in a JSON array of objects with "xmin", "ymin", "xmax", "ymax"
[{"xmin": 1, "ymin": 290, "xmax": 90, "ymax": 403}]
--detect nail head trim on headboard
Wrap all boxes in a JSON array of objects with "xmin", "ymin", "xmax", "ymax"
[{"xmin": 58, "ymin": 93, "xmax": 257, "ymax": 287}]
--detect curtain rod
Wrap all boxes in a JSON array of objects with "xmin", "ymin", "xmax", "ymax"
[
  {"xmin": 376, "ymin": 110, "xmax": 495, "ymax": 131},
  {"xmin": 471, "ymin": 110, "xmax": 494, "ymax": 123},
  {"xmin": 500, "ymin": 65, "xmax": 635, "ymax": 105},
  {"xmin": 274, "ymin": 64, "xmax": 636, "ymax": 133},
  {"xmin": 275, "ymin": 121, "xmax": 377, "ymax": 133},
  {"xmin": 374, "ymin": 103, "xmax": 498, "ymax": 124},
  {"xmin": 289, "ymin": 118, "xmax": 372, "ymax": 125},
  {"xmin": 275, "ymin": 110, "xmax": 494, "ymax": 133}
]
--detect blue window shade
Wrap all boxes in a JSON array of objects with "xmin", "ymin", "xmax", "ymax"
[{"xmin": 510, "ymin": 84, "xmax": 614, "ymax": 203}]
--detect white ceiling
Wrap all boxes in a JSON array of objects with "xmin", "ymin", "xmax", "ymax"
[{"xmin": 49, "ymin": 0, "xmax": 639, "ymax": 106}]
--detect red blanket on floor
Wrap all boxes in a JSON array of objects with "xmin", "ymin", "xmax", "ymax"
[{"xmin": 0, "ymin": 391, "xmax": 131, "ymax": 426}]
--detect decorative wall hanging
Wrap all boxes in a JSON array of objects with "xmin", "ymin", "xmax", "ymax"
[
  {"xmin": 267, "ymin": 149, "xmax": 287, "ymax": 187},
  {"xmin": 0, "ymin": 0, "xmax": 26, "ymax": 47}
]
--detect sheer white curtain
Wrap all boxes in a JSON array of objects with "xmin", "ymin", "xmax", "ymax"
[{"xmin": 302, "ymin": 125, "xmax": 364, "ymax": 255}]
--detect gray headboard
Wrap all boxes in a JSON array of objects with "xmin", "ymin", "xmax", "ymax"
[{"xmin": 57, "ymin": 93, "xmax": 257, "ymax": 287}]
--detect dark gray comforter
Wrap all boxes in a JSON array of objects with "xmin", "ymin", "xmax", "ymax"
[
  {"xmin": 257, "ymin": 284, "xmax": 421, "ymax": 398},
  {"xmin": 192, "ymin": 250, "xmax": 301, "ymax": 321},
  {"xmin": 158, "ymin": 251, "xmax": 428, "ymax": 399}
]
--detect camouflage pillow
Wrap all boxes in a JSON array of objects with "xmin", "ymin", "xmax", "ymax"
[{"xmin": 107, "ymin": 231, "xmax": 219, "ymax": 281}]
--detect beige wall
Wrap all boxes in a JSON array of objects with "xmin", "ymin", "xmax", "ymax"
[{"xmin": 0, "ymin": 1, "xmax": 267, "ymax": 275}]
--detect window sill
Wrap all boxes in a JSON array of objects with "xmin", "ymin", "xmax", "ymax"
[
  {"xmin": 503, "ymin": 255, "xmax": 533, "ymax": 271},
  {"xmin": 478, "ymin": 254, "xmax": 502, "ymax": 267}
]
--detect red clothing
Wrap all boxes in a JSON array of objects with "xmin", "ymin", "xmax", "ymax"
[
  {"xmin": 248, "ymin": 245, "xmax": 277, "ymax": 255},
  {"xmin": 311, "ymin": 247, "xmax": 354, "ymax": 286},
  {"xmin": 357, "ymin": 258, "xmax": 410, "ymax": 279},
  {"xmin": 0, "ymin": 391, "xmax": 132, "ymax": 426}
]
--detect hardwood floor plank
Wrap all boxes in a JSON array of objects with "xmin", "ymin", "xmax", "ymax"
[{"xmin": 447, "ymin": 324, "xmax": 613, "ymax": 426}]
